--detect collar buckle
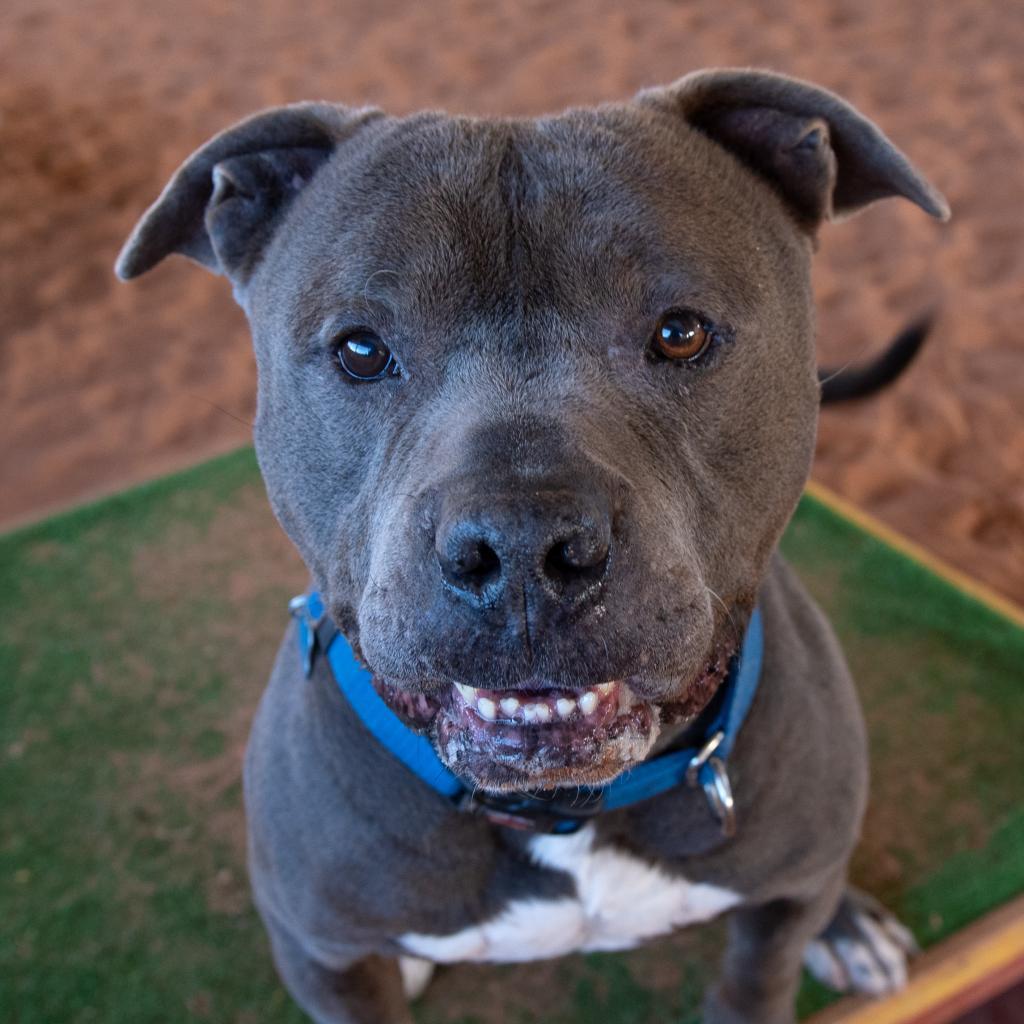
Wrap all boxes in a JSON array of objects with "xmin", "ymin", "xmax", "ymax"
[
  {"xmin": 459, "ymin": 789, "xmax": 604, "ymax": 834},
  {"xmin": 290, "ymin": 593, "xmax": 338, "ymax": 678}
]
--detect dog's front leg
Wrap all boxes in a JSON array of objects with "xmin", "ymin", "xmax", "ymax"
[
  {"xmin": 264, "ymin": 916, "xmax": 413, "ymax": 1024},
  {"xmin": 704, "ymin": 878, "xmax": 845, "ymax": 1024}
]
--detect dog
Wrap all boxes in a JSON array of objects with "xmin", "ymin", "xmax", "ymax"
[{"xmin": 116, "ymin": 68, "xmax": 948, "ymax": 1024}]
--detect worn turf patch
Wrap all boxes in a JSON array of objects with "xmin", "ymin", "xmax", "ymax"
[{"xmin": 2, "ymin": 447, "xmax": 1022, "ymax": 1024}]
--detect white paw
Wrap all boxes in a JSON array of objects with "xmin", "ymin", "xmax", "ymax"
[
  {"xmin": 398, "ymin": 955, "xmax": 435, "ymax": 1001},
  {"xmin": 803, "ymin": 900, "xmax": 917, "ymax": 996}
]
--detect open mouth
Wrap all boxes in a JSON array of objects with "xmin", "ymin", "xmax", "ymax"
[
  {"xmin": 453, "ymin": 680, "xmax": 622, "ymax": 727},
  {"xmin": 374, "ymin": 638, "xmax": 736, "ymax": 792},
  {"xmin": 436, "ymin": 678, "xmax": 658, "ymax": 789}
]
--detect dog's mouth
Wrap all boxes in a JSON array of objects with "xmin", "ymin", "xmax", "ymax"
[
  {"xmin": 436, "ymin": 678, "xmax": 658, "ymax": 790},
  {"xmin": 374, "ymin": 639, "xmax": 736, "ymax": 792}
]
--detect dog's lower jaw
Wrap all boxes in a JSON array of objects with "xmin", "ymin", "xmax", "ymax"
[
  {"xmin": 437, "ymin": 690, "xmax": 660, "ymax": 791},
  {"xmin": 372, "ymin": 638, "xmax": 737, "ymax": 793}
]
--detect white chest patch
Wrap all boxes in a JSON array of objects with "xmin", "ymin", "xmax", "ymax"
[{"xmin": 400, "ymin": 825, "xmax": 740, "ymax": 963}]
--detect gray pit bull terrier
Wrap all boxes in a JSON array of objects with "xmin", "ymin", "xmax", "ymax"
[{"xmin": 116, "ymin": 69, "xmax": 949, "ymax": 1024}]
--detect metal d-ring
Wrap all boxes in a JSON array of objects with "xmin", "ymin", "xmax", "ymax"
[
  {"xmin": 700, "ymin": 757, "xmax": 737, "ymax": 838},
  {"xmin": 687, "ymin": 731, "xmax": 737, "ymax": 837}
]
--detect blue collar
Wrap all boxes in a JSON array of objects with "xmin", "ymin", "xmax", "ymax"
[{"xmin": 291, "ymin": 592, "xmax": 763, "ymax": 836}]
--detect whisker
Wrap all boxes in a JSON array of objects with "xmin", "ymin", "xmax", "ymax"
[
  {"xmin": 186, "ymin": 392, "xmax": 255, "ymax": 428},
  {"xmin": 818, "ymin": 362, "xmax": 855, "ymax": 386},
  {"xmin": 706, "ymin": 585, "xmax": 740, "ymax": 645},
  {"xmin": 362, "ymin": 268, "xmax": 399, "ymax": 304}
]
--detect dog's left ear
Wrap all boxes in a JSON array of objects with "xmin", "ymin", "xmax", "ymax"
[{"xmin": 637, "ymin": 69, "xmax": 950, "ymax": 229}]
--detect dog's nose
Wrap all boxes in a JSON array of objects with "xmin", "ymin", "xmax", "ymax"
[{"xmin": 435, "ymin": 493, "xmax": 612, "ymax": 606}]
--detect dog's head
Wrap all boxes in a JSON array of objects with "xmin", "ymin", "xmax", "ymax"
[{"xmin": 118, "ymin": 70, "xmax": 947, "ymax": 791}]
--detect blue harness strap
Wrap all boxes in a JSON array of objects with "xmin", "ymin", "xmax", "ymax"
[{"xmin": 292, "ymin": 591, "xmax": 764, "ymax": 836}]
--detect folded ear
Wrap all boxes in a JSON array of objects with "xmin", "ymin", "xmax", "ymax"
[
  {"xmin": 637, "ymin": 68, "xmax": 949, "ymax": 229},
  {"xmin": 115, "ymin": 102, "xmax": 384, "ymax": 284}
]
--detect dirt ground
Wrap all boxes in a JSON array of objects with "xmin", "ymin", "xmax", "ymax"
[{"xmin": 2, "ymin": 0, "xmax": 1022, "ymax": 604}]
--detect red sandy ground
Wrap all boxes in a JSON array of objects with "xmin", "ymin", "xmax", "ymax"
[{"xmin": 1, "ymin": 0, "xmax": 1022, "ymax": 604}]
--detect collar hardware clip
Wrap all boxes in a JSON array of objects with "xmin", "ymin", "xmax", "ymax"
[{"xmin": 687, "ymin": 731, "xmax": 737, "ymax": 838}]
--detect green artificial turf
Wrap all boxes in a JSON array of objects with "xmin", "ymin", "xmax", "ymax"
[{"xmin": 1, "ymin": 447, "xmax": 1022, "ymax": 1024}]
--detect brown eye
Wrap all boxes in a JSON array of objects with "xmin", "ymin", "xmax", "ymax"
[
  {"xmin": 652, "ymin": 310, "xmax": 712, "ymax": 362},
  {"xmin": 336, "ymin": 330, "xmax": 396, "ymax": 381}
]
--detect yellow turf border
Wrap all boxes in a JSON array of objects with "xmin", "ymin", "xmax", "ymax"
[
  {"xmin": 804, "ymin": 480, "xmax": 1024, "ymax": 631},
  {"xmin": 804, "ymin": 481, "xmax": 1024, "ymax": 1022}
]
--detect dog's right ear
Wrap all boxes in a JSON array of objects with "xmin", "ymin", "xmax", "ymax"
[{"xmin": 115, "ymin": 103, "xmax": 383, "ymax": 286}]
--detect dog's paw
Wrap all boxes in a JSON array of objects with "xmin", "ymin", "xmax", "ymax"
[
  {"xmin": 398, "ymin": 955, "xmax": 435, "ymax": 1001},
  {"xmin": 803, "ymin": 889, "xmax": 918, "ymax": 996}
]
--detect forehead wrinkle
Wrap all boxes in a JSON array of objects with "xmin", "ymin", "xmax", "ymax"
[
  {"xmin": 356, "ymin": 126, "xmax": 519, "ymax": 324},
  {"xmin": 359, "ymin": 120, "xmax": 613, "ymax": 315},
  {"xmin": 368, "ymin": 123, "xmax": 550, "ymax": 330},
  {"xmin": 291, "ymin": 111, "xmax": 755, "ymax": 346}
]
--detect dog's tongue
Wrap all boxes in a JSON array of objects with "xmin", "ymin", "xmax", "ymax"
[{"xmin": 452, "ymin": 680, "xmax": 625, "ymax": 728}]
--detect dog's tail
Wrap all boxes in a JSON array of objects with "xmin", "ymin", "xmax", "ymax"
[{"xmin": 819, "ymin": 313, "xmax": 933, "ymax": 404}]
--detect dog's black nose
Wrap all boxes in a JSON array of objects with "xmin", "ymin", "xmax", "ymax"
[{"xmin": 436, "ymin": 492, "xmax": 611, "ymax": 607}]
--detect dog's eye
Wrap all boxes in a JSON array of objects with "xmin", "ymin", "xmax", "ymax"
[
  {"xmin": 652, "ymin": 310, "xmax": 713, "ymax": 362},
  {"xmin": 335, "ymin": 330, "xmax": 396, "ymax": 381}
]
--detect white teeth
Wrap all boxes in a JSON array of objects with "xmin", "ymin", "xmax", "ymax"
[
  {"xmin": 455, "ymin": 683, "xmax": 611, "ymax": 725},
  {"xmin": 523, "ymin": 703, "xmax": 552, "ymax": 724}
]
